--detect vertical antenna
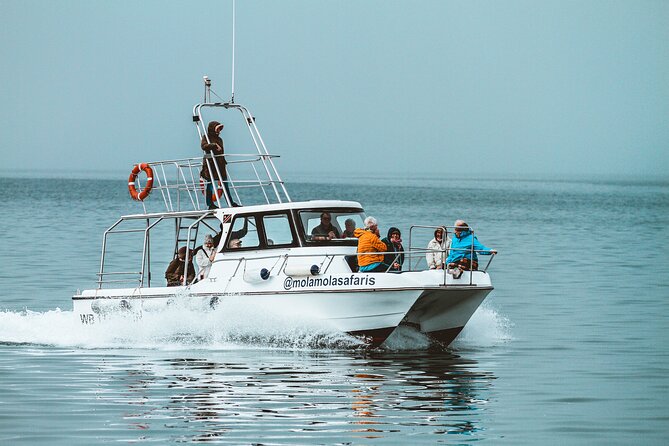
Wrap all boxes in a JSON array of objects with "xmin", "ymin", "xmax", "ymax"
[{"xmin": 230, "ymin": 0, "xmax": 236, "ymax": 103}]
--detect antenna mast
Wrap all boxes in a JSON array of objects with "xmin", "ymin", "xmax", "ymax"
[
  {"xmin": 230, "ymin": 0, "xmax": 236, "ymax": 103},
  {"xmin": 203, "ymin": 75, "xmax": 211, "ymax": 102}
]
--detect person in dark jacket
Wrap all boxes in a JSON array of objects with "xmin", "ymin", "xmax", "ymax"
[
  {"xmin": 165, "ymin": 246, "xmax": 195, "ymax": 286},
  {"xmin": 200, "ymin": 121, "xmax": 236, "ymax": 208},
  {"xmin": 311, "ymin": 212, "xmax": 340, "ymax": 241},
  {"xmin": 381, "ymin": 227, "xmax": 405, "ymax": 271},
  {"xmin": 212, "ymin": 217, "xmax": 249, "ymax": 251}
]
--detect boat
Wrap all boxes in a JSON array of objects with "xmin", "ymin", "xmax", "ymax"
[{"xmin": 72, "ymin": 79, "xmax": 497, "ymax": 347}]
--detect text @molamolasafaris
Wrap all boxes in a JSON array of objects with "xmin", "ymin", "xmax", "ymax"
[{"xmin": 283, "ymin": 275, "xmax": 376, "ymax": 290}]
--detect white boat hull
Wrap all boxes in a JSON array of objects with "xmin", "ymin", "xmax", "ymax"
[{"xmin": 73, "ymin": 270, "xmax": 493, "ymax": 347}]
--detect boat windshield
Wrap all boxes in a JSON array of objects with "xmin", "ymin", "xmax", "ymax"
[{"xmin": 299, "ymin": 210, "xmax": 366, "ymax": 243}]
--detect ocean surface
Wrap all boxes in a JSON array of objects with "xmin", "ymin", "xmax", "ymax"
[{"xmin": 0, "ymin": 175, "xmax": 668, "ymax": 445}]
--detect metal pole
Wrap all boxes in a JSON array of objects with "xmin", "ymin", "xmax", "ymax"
[
  {"xmin": 99, "ymin": 218, "xmax": 124, "ymax": 288},
  {"xmin": 231, "ymin": 0, "xmax": 236, "ymax": 103},
  {"xmin": 470, "ymin": 230, "xmax": 474, "ymax": 286}
]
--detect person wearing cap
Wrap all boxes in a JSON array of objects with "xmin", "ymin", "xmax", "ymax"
[
  {"xmin": 195, "ymin": 235, "xmax": 217, "ymax": 281},
  {"xmin": 165, "ymin": 246, "xmax": 195, "ymax": 286},
  {"xmin": 446, "ymin": 220, "xmax": 497, "ymax": 278},
  {"xmin": 381, "ymin": 227, "xmax": 405, "ymax": 272},
  {"xmin": 200, "ymin": 121, "xmax": 237, "ymax": 209},
  {"xmin": 353, "ymin": 216, "xmax": 391, "ymax": 272}
]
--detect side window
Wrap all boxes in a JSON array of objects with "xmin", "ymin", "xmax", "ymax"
[
  {"xmin": 262, "ymin": 214, "xmax": 294, "ymax": 246},
  {"xmin": 298, "ymin": 210, "xmax": 365, "ymax": 242},
  {"xmin": 226, "ymin": 216, "xmax": 259, "ymax": 250}
]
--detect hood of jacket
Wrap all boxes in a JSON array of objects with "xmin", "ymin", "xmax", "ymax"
[
  {"xmin": 354, "ymin": 228, "xmax": 367, "ymax": 238},
  {"xmin": 207, "ymin": 121, "xmax": 221, "ymax": 136},
  {"xmin": 386, "ymin": 227, "xmax": 401, "ymax": 240},
  {"xmin": 455, "ymin": 229, "xmax": 472, "ymax": 240}
]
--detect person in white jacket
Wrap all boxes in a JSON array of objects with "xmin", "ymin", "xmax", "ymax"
[
  {"xmin": 195, "ymin": 234, "xmax": 217, "ymax": 280},
  {"xmin": 426, "ymin": 227, "xmax": 450, "ymax": 269}
]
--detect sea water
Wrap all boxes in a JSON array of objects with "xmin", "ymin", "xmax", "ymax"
[{"xmin": 0, "ymin": 175, "xmax": 667, "ymax": 445}]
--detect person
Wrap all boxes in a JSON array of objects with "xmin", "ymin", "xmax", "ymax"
[
  {"xmin": 426, "ymin": 227, "xmax": 451, "ymax": 270},
  {"xmin": 311, "ymin": 212, "xmax": 340, "ymax": 240},
  {"xmin": 353, "ymin": 216, "xmax": 391, "ymax": 272},
  {"xmin": 446, "ymin": 220, "xmax": 497, "ymax": 278},
  {"xmin": 228, "ymin": 238, "xmax": 242, "ymax": 249},
  {"xmin": 195, "ymin": 235, "xmax": 216, "ymax": 281},
  {"xmin": 165, "ymin": 246, "xmax": 195, "ymax": 286},
  {"xmin": 212, "ymin": 217, "xmax": 249, "ymax": 250},
  {"xmin": 341, "ymin": 218, "xmax": 356, "ymax": 238},
  {"xmin": 381, "ymin": 227, "xmax": 405, "ymax": 271},
  {"xmin": 200, "ymin": 121, "xmax": 236, "ymax": 209}
]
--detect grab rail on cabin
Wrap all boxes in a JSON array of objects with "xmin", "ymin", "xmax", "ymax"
[
  {"xmin": 95, "ymin": 213, "xmax": 495, "ymax": 289},
  {"xmin": 194, "ymin": 248, "xmax": 496, "ymax": 288}
]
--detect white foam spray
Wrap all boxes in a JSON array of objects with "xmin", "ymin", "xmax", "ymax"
[
  {"xmin": 452, "ymin": 303, "xmax": 514, "ymax": 348},
  {"xmin": 0, "ymin": 302, "xmax": 512, "ymax": 351}
]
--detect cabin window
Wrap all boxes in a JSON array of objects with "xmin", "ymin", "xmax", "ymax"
[
  {"xmin": 226, "ymin": 215, "xmax": 259, "ymax": 250},
  {"xmin": 298, "ymin": 210, "xmax": 366, "ymax": 243},
  {"xmin": 262, "ymin": 214, "xmax": 294, "ymax": 246}
]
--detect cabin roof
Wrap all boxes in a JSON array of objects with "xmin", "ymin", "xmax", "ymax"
[{"xmin": 119, "ymin": 199, "xmax": 364, "ymax": 221}]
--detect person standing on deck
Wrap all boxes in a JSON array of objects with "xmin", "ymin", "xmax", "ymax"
[{"xmin": 200, "ymin": 121, "xmax": 236, "ymax": 209}]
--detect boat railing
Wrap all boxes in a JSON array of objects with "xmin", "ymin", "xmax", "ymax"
[
  {"xmin": 182, "ymin": 247, "xmax": 495, "ymax": 288},
  {"xmin": 128, "ymin": 151, "xmax": 290, "ymax": 214},
  {"xmin": 408, "ymin": 224, "xmax": 497, "ymax": 286},
  {"xmin": 95, "ymin": 245, "xmax": 495, "ymax": 289},
  {"xmin": 95, "ymin": 214, "xmax": 495, "ymax": 289}
]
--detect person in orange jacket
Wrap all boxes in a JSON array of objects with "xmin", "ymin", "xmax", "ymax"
[{"xmin": 354, "ymin": 216, "xmax": 391, "ymax": 272}]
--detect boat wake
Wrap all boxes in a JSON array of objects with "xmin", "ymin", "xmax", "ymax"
[
  {"xmin": 453, "ymin": 303, "xmax": 514, "ymax": 347},
  {"xmin": 0, "ymin": 302, "xmax": 512, "ymax": 351}
]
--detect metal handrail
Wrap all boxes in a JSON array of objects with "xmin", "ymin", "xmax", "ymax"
[
  {"xmin": 126, "ymin": 152, "xmax": 289, "ymax": 214},
  {"xmin": 192, "ymin": 101, "xmax": 291, "ymax": 204},
  {"xmin": 409, "ymin": 224, "xmax": 497, "ymax": 285},
  {"xmin": 190, "ymin": 249, "xmax": 494, "ymax": 289}
]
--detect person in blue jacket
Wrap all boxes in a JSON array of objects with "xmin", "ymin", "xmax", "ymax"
[{"xmin": 446, "ymin": 220, "xmax": 497, "ymax": 277}]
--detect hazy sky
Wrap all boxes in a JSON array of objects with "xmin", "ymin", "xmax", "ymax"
[{"xmin": 1, "ymin": 0, "xmax": 667, "ymax": 179}]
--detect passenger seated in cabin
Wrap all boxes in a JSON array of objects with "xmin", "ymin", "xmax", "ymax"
[
  {"xmin": 341, "ymin": 218, "xmax": 356, "ymax": 238},
  {"xmin": 381, "ymin": 227, "xmax": 405, "ymax": 272},
  {"xmin": 200, "ymin": 121, "xmax": 238, "ymax": 209},
  {"xmin": 195, "ymin": 235, "xmax": 216, "ymax": 281},
  {"xmin": 354, "ymin": 216, "xmax": 391, "ymax": 273},
  {"xmin": 213, "ymin": 217, "xmax": 249, "ymax": 251},
  {"xmin": 228, "ymin": 238, "xmax": 242, "ymax": 249},
  {"xmin": 165, "ymin": 246, "xmax": 195, "ymax": 286},
  {"xmin": 446, "ymin": 220, "xmax": 497, "ymax": 279},
  {"xmin": 311, "ymin": 212, "xmax": 340, "ymax": 241},
  {"xmin": 426, "ymin": 227, "xmax": 450, "ymax": 270}
]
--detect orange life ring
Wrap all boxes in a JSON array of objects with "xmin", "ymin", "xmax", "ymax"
[
  {"xmin": 128, "ymin": 163, "xmax": 154, "ymax": 201},
  {"xmin": 199, "ymin": 178, "xmax": 224, "ymax": 201}
]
